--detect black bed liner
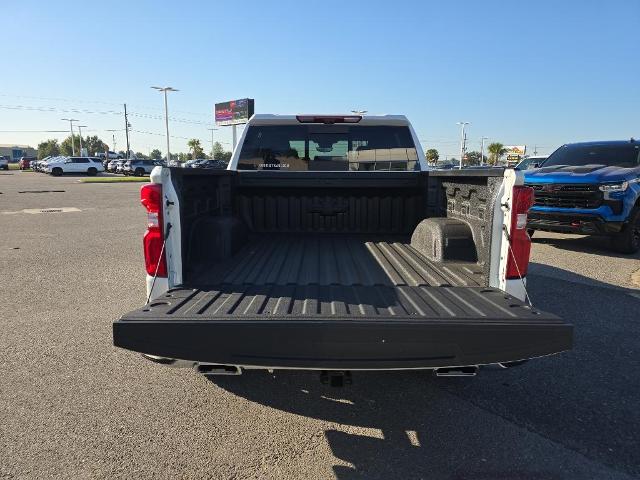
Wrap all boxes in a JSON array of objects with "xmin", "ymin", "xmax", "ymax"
[
  {"xmin": 190, "ymin": 234, "xmax": 484, "ymax": 288},
  {"xmin": 114, "ymin": 234, "xmax": 573, "ymax": 369}
]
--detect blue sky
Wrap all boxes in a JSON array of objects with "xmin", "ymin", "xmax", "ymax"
[{"xmin": 1, "ymin": 0, "xmax": 638, "ymax": 157}]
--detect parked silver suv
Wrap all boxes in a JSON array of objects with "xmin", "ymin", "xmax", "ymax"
[{"xmin": 123, "ymin": 159, "xmax": 163, "ymax": 176}]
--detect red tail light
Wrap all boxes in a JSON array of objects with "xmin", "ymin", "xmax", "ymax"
[
  {"xmin": 140, "ymin": 183, "xmax": 167, "ymax": 277},
  {"xmin": 506, "ymin": 186, "xmax": 534, "ymax": 279}
]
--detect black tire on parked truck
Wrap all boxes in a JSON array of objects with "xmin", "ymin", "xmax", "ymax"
[
  {"xmin": 51, "ymin": 167, "xmax": 63, "ymax": 176},
  {"xmin": 611, "ymin": 207, "xmax": 640, "ymax": 254},
  {"xmin": 87, "ymin": 167, "xmax": 97, "ymax": 176},
  {"xmin": 135, "ymin": 168, "xmax": 145, "ymax": 177}
]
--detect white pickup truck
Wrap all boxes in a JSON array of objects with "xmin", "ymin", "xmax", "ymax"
[{"xmin": 113, "ymin": 114, "xmax": 572, "ymax": 380}]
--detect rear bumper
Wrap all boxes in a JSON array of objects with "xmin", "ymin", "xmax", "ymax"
[
  {"xmin": 528, "ymin": 211, "xmax": 623, "ymax": 234},
  {"xmin": 113, "ymin": 318, "xmax": 573, "ymax": 370}
]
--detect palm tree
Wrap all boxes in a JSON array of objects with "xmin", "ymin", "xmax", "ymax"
[
  {"xmin": 425, "ymin": 148, "xmax": 439, "ymax": 165},
  {"xmin": 487, "ymin": 142, "xmax": 506, "ymax": 165},
  {"xmin": 187, "ymin": 138, "xmax": 203, "ymax": 160}
]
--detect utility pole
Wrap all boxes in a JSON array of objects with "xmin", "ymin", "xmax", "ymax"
[
  {"xmin": 456, "ymin": 122, "xmax": 470, "ymax": 170},
  {"xmin": 207, "ymin": 127, "xmax": 218, "ymax": 157},
  {"xmin": 124, "ymin": 104, "xmax": 131, "ymax": 159},
  {"xmin": 77, "ymin": 125, "xmax": 87, "ymax": 155},
  {"xmin": 480, "ymin": 136, "xmax": 488, "ymax": 166},
  {"xmin": 533, "ymin": 145, "xmax": 538, "ymax": 155},
  {"xmin": 61, "ymin": 118, "xmax": 78, "ymax": 155},
  {"xmin": 151, "ymin": 87, "xmax": 179, "ymax": 162}
]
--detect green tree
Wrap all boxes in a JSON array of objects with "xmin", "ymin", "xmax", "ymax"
[
  {"xmin": 464, "ymin": 151, "xmax": 486, "ymax": 166},
  {"xmin": 187, "ymin": 138, "xmax": 205, "ymax": 159},
  {"xmin": 149, "ymin": 149, "xmax": 162, "ymax": 160},
  {"xmin": 134, "ymin": 152, "xmax": 148, "ymax": 159},
  {"xmin": 487, "ymin": 142, "xmax": 506, "ymax": 165},
  {"xmin": 37, "ymin": 139, "xmax": 60, "ymax": 159},
  {"xmin": 212, "ymin": 141, "xmax": 231, "ymax": 161},
  {"xmin": 83, "ymin": 135, "xmax": 108, "ymax": 156},
  {"xmin": 425, "ymin": 148, "xmax": 439, "ymax": 165},
  {"xmin": 60, "ymin": 135, "xmax": 83, "ymax": 156}
]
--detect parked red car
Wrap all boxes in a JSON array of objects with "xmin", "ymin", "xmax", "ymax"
[{"xmin": 19, "ymin": 156, "xmax": 37, "ymax": 170}]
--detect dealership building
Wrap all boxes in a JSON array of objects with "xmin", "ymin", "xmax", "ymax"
[{"xmin": 0, "ymin": 143, "xmax": 37, "ymax": 161}]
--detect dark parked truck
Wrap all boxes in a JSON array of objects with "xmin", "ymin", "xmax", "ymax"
[
  {"xmin": 525, "ymin": 140, "xmax": 640, "ymax": 253},
  {"xmin": 113, "ymin": 114, "xmax": 572, "ymax": 378}
]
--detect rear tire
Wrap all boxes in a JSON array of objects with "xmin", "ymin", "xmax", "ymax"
[
  {"xmin": 87, "ymin": 167, "xmax": 97, "ymax": 176},
  {"xmin": 611, "ymin": 207, "xmax": 640, "ymax": 254},
  {"xmin": 51, "ymin": 167, "xmax": 63, "ymax": 176},
  {"xmin": 135, "ymin": 168, "xmax": 145, "ymax": 177}
]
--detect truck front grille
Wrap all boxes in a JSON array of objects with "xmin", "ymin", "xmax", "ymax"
[{"xmin": 528, "ymin": 184, "xmax": 603, "ymax": 209}]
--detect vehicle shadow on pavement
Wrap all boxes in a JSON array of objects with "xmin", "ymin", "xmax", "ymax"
[
  {"xmin": 208, "ymin": 269, "xmax": 640, "ymax": 479},
  {"xmin": 532, "ymin": 234, "xmax": 640, "ymax": 259}
]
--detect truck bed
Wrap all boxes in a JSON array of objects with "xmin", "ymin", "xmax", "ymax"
[
  {"xmin": 191, "ymin": 234, "xmax": 484, "ymax": 289},
  {"xmin": 114, "ymin": 234, "xmax": 572, "ymax": 369}
]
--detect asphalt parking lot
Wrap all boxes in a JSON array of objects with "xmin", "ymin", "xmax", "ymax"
[{"xmin": 1, "ymin": 171, "xmax": 639, "ymax": 480}]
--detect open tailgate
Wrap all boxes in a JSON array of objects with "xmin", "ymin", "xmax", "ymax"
[{"xmin": 113, "ymin": 285, "xmax": 572, "ymax": 370}]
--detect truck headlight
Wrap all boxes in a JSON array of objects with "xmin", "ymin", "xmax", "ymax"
[{"xmin": 599, "ymin": 181, "xmax": 628, "ymax": 192}]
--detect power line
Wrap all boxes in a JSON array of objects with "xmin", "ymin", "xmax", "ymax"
[
  {"xmin": 0, "ymin": 129, "xmax": 96, "ymax": 133},
  {"xmin": 0, "ymin": 103, "xmax": 215, "ymax": 126},
  {"xmin": 0, "ymin": 92, "xmax": 210, "ymax": 118}
]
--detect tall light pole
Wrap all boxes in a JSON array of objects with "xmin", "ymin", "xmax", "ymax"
[
  {"xmin": 62, "ymin": 118, "xmax": 79, "ymax": 155},
  {"xmin": 77, "ymin": 125, "xmax": 87, "ymax": 155},
  {"xmin": 151, "ymin": 86, "xmax": 179, "ymax": 162},
  {"xmin": 207, "ymin": 127, "xmax": 218, "ymax": 158},
  {"xmin": 480, "ymin": 136, "xmax": 488, "ymax": 166},
  {"xmin": 456, "ymin": 122, "xmax": 470, "ymax": 170},
  {"xmin": 106, "ymin": 129, "xmax": 118, "ymax": 153}
]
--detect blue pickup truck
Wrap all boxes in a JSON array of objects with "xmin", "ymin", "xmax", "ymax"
[{"xmin": 524, "ymin": 140, "xmax": 640, "ymax": 253}]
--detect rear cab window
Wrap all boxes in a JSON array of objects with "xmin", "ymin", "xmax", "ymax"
[{"xmin": 238, "ymin": 124, "xmax": 419, "ymax": 171}]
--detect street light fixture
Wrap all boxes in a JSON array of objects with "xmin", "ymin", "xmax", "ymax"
[
  {"xmin": 456, "ymin": 121, "xmax": 470, "ymax": 170},
  {"xmin": 61, "ymin": 118, "xmax": 79, "ymax": 155},
  {"xmin": 351, "ymin": 110, "xmax": 368, "ymax": 115},
  {"xmin": 151, "ymin": 86, "xmax": 179, "ymax": 162},
  {"xmin": 77, "ymin": 125, "xmax": 87, "ymax": 155}
]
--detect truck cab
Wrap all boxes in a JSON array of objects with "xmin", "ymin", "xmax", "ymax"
[{"xmin": 525, "ymin": 140, "xmax": 640, "ymax": 253}]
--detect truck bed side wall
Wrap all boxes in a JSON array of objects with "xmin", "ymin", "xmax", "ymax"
[{"xmin": 426, "ymin": 172, "xmax": 504, "ymax": 285}]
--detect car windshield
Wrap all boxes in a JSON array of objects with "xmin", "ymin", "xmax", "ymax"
[
  {"xmin": 238, "ymin": 124, "xmax": 418, "ymax": 171},
  {"xmin": 544, "ymin": 144, "xmax": 640, "ymax": 168}
]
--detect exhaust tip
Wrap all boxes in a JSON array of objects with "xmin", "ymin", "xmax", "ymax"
[
  {"xmin": 434, "ymin": 366, "xmax": 478, "ymax": 377},
  {"xmin": 195, "ymin": 363, "xmax": 242, "ymax": 376}
]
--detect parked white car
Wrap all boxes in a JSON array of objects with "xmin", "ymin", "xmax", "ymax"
[
  {"xmin": 37, "ymin": 156, "xmax": 62, "ymax": 172},
  {"xmin": 47, "ymin": 156, "xmax": 104, "ymax": 176},
  {"xmin": 96, "ymin": 151, "xmax": 122, "ymax": 160}
]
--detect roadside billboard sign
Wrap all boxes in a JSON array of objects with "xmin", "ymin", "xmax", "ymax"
[
  {"xmin": 215, "ymin": 98, "xmax": 255, "ymax": 126},
  {"xmin": 504, "ymin": 145, "xmax": 527, "ymax": 156}
]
